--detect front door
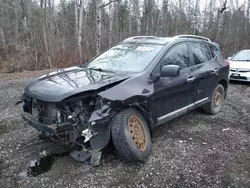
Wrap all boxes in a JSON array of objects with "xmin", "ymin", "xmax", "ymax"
[{"xmin": 150, "ymin": 42, "xmax": 196, "ymax": 124}]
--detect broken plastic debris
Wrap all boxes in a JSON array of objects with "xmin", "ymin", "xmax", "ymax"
[
  {"xmin": 39, "ymin": 150, "xmax": 47, "ymax": 156},
  {"xmin": 29, "ymin": 160, "xmax": 37, "ymax": 166},
  {"xmin": 19, "ymin": 171, "xmax": 27, "ymax": 178},
  {"xmin": 222, "ymin": 128, "xmax": 230, "ymax": 131}
]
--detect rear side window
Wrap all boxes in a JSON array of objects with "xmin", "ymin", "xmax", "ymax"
[
  {"xmin": 209, "ymin": 44, "xmax": 222, "ymax": 61},
  {"xmin": 161, "ymin": 43, "xmax": 190, "ymax": 69},
  {"xmin": 189, "ymin": 42, "xmax": 211, "ymax": 65}
]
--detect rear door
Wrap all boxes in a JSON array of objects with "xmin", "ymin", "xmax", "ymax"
[
  {"xmin": 151, "ymin": 42, "xmax": 196, "ymax": 122},
  {"xmin": 188, "ymin": 42, "xmax": 220, "ymax": 102}
]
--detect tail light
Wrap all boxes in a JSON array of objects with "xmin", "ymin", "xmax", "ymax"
[{"xmin": 225, "ymin": 60, "xmax": 230, "ymax": 67}]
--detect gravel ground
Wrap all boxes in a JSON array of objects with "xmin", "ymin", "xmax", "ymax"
[{"xmin": 0, "ymin": 75, "xmax": 250, "ymax": 188}]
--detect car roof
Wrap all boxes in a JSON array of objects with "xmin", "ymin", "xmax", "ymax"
[
  {"xmin": 122, "ymin": 36, "xmax": 173, "ymax": 45},
  {"xmin": 122, "ymin": 35, "xmax": 212, "ymax": 45}
]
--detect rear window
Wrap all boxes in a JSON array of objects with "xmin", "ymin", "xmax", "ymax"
[{"xmin": 189, "ymin": 42, "xmax": 211, "ymax": 65}]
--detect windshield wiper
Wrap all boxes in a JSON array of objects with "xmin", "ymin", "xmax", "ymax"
[{"xmin": 88, "ymin": 67, "xmax": 115, "ymax": 73}]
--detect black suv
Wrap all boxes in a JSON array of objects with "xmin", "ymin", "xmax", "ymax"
[{"xmin": 19, "ymin": 35, "xmax": 229, "ymax": 165}]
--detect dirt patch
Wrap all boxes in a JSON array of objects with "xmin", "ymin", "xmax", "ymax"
[
  {"xmin": 0, "ymin": 119, "xmax": 24, "ymax": 136},
  {"xmin": 0, "ymin": 121, "xmax": 8, "ymax": 136}
]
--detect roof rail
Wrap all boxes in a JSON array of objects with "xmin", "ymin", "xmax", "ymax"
[
  {"xmin": 173, "ymin": 35, "xmax": 211, "ymax": 42},
  {"xmin": 123, "ymin": 36, "xmax": 157, "ymax": 42}
]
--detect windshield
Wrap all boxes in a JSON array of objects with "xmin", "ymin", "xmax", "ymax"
[
  {"xmin": 231, "ymin": 51, "xmax": 250, "ymax": 61},
  {"xmin": 87, "ymin": 43, "xmax": 163, "ymax": 73}
]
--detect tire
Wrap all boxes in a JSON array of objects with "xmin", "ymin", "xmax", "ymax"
[
  {"xmin": 202, "ymin": 84, "xmax": 225, "ymax": 115},
  {"xmin": 111, "ymin": 108, "xmax": 152, "ymax": 162}
]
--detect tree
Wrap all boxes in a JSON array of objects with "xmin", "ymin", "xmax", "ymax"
[
  {"xmin": 95, "ymin": 0, "xmax": 102, "ymax": 55},
  {"xmin": 74, "ymin": 0, "xmax": 84, "ymax": 61},
  {"xmin": 0, "ymin": 0, "xmax": 250, "ymax": 72},
  {"xmin": 41, "ymin": 0, "xmax": 53, "ymax": 69}
]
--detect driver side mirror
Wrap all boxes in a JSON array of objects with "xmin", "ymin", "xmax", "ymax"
[
  {"xmin": 227, "ymin": 57, "xmax": 232, "ymax": 60},
  {"xmin": 161, "ymin": 65, "xmax": 180, "ymax": 77}
]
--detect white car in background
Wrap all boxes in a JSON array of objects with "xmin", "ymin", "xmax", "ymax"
[{"xmin": 229, "ymin": 49, "xmax": 250, "ymax": 82}]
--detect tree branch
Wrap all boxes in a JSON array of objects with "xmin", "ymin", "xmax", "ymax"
[
  {"xmin": 101, "ymin": 0, "xmax": 117, "ymax": 8},
  {"xmin": 218, "ymin": 0, "xmax": 227, "ymax": 14},
  {"xmin": 0, "ymin": 1, "xmax": 15, "ymax": 10}
]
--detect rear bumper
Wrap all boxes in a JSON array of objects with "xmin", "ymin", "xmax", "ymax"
[{"xmin": 229, "ymin": 71, "xmax": 250, "ymax": 82}]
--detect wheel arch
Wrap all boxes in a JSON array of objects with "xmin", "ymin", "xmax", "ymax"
[
  {"xmin": 112, "ymin": 105, "xmax": 154, "ymax": 138},
  {"xmin": 132, "ymin": 105, "xmax": 154, "ymax": 130},
  {"xmin": 218, "ymin": 79, "xmax": 228, "ymax": 98}
]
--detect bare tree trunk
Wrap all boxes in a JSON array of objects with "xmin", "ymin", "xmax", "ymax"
[
  {"xmin": 223, "ymin": 12, "xmax": 232, "ymax": 49},
  {"xmin": 74, "ymin": 0, "xmax": 79, "ymax": 38},
  {"xmin": 96, "ymin": 0, "xmax": 102, "ymax": 55},
  {"xmin": 248, "ymin": 0, "xmax": 250, "ymax": 23},
  {"xmin": 134, "ymin": 0, "xmax": 141, "ymax": 35},
  {"xmin": 78, "ymin": 0, "xmax": 84, "ymax": 61},
  {"xmin": 14, "ymin": 0, "xmax": 20, "ymax": 51},
  {"xmin": 194, "ymin": 0, "xmax": 200, "ymax": 34},
  {"xmin": 35, "ymin": 45, "xmax": 38, "ymax": 70},
  {"xmin": 175, "ymin": 0, "xmax": 183, "ymax": 35},
  {"xmin": 128, "ymin": 0, "xmax": 132, "ymax": 35},
  {"xmin": 0, "ymin": 28, "xmax": 6, "ymax": 46},
  {"xmin": 0, "ymin": 28, "xmax": 6, "ymax": 58},
  {"xmin": 215, "ymin": 0, "xmax": 227, "ymax": 41},
  {"xmin": 233, "ymin": 22, "xmax": 240, "ymax": 52},
  {"xmin": 202, "ymin": 0, "xmax": 208, "ymax": 30},
  {"xmin": 42, "ymin": 0, "xmax": 53, "ymax": 69},
  {"xmin": 48, "ymin": 0, "xmax": 55, "ymax": 67},
  {"xmin": 83, "ymin": 0, "xmax": 91, "ymax": 59},
  {"xmin": 246, "ymin": 0, "xmax": 250, "ymax": 48},
  {"xmin": 156, "ymin": 0, "xmax": 163, "ymax": 35},
  {"xmin": 145, "ymin": 0, "xmax": 150, "ymax": 35},
  {"xmin": 109, "ymin": 1, "xmax": 114, "ymax": 46}
]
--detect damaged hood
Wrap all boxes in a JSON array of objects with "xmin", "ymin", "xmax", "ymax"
[{"xmin": 24, "ymin": 66, "xmax": 131, "ymax": 102}]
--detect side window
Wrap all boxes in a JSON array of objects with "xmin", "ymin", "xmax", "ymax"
[
  {"xmin": 209, "ymin": 44, "xmax": 222, "ymax": 60},
  {"xmin": 190, "ymin": 42, "xmax": 211, "ymax": 65},
  {"xmin": 160, "ymin": 43, "xmax": 190, "ymax": 69}
]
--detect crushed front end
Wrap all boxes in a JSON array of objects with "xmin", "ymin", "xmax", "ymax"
[{"xmin": 20, "ymin": 93, "xmax": 115, "ymax": 166}]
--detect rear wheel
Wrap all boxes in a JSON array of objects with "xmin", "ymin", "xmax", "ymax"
[
  {"xmin": 202, "ymin": 84, "xmax": 225, "ymax": 115},
  {"xmin": 111, "ymin": 108, "xmax": 152, "ymax": 162}
]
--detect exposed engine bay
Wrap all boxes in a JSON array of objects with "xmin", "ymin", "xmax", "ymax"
[
  {"xmin": 20, "ymin": 92, "xmax": 116, "ymax": 166},
  {"xmin": 23, "ymin": 96, "xmax": 94, "ymax": 142}
]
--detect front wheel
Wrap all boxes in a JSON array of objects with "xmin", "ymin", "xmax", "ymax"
[
  {"xmin": 202, "ymin": 84, "xmax": 225, "ymax": 115},
  {"xmin": 111, "ymin": 108, "xmax": 152, "ymax": 162}
]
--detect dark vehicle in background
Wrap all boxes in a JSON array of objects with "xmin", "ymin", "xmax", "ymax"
[
  {"xmin": 228, "ymin": 50, "xmax": 250, "ymax": 82},
  {"xmin": 19, "ymin": 35, "xmax": 229, "ymax": 166}
]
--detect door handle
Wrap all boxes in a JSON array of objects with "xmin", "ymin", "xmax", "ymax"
[
  {"xmin": 187, "ymin": 77, "xmax": 195, "ymax": 82},
  {"xmin": 213, "ymin": 68, "xmax": 219, "ymax": 74}
]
